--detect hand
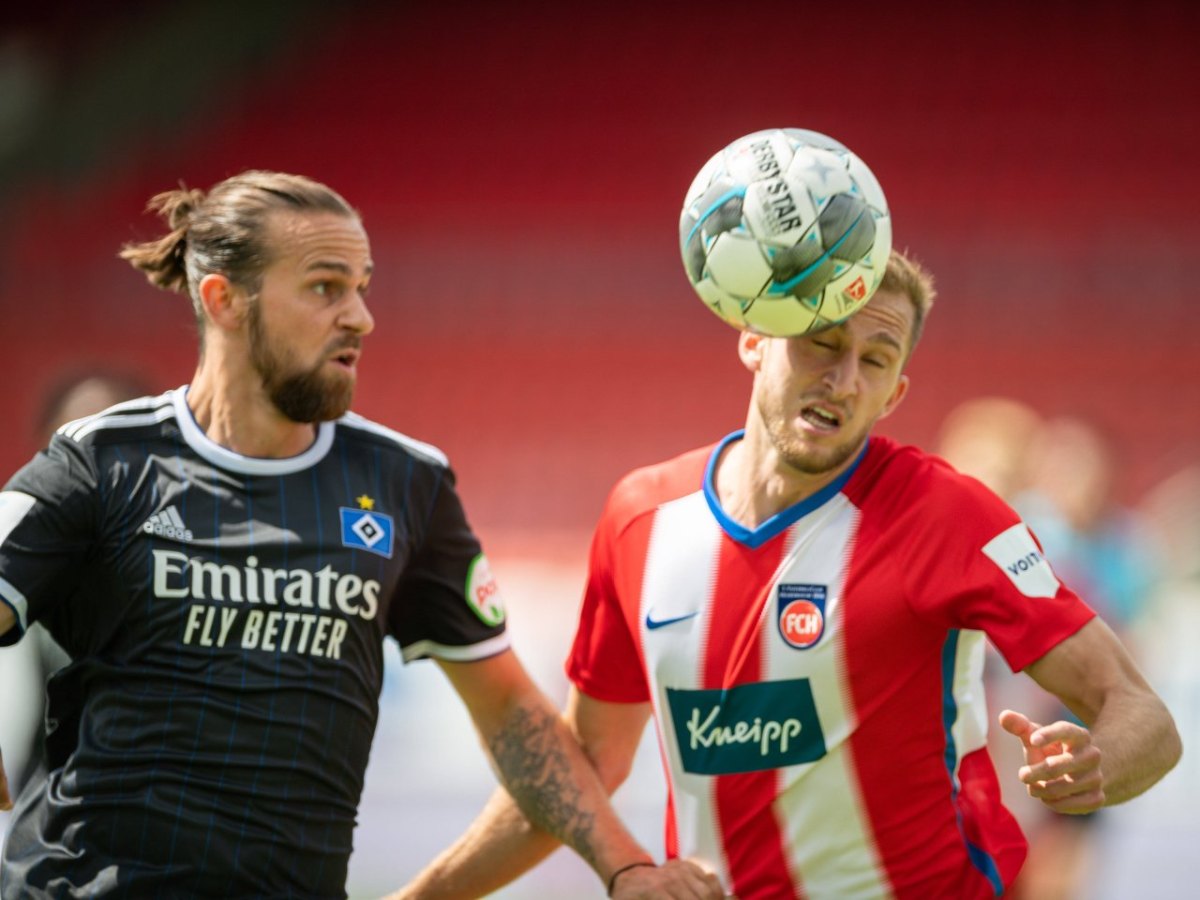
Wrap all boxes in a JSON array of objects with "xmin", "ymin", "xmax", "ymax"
[
  {"xmin": 998, "ymin": 709, "xmax": 1105, "ymax": 814},
  {"xmin": 610, "ymin": 858, "xmax": 727, "ymax": 899},
  {"xmin": 1, "ymin": 747, "xmax": 12, "ymax": 811}
]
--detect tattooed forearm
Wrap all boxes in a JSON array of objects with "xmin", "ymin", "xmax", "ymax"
[{"xmin": 485, "ymin": 701, "xmax": 599, "ymax": 867}]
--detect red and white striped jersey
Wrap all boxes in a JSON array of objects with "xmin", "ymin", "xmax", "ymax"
[{"xmin": 567, "ymin": 432, "xmax": 1095, "ymax": 899}]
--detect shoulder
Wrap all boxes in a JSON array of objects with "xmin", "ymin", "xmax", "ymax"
[
  {"xmin": 849, "ymin": 435, "xmax": 1009, "ymax": 520},
  {"xmin": 54, "ymin": 390, "xmax": 178, "ymax": 448},
  {"xmin": 335, "ymin": 412, "xmax": 451, "ymax": 469},
  {"xmin": 854, "ymin": 434, "xmax": 1003, "ymax": 508},
  {"xmin": 602, "ymin": 443, "xmax": 714, "ymax": 535}
]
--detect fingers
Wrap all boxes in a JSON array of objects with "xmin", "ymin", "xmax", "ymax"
[
  {"xmin": 997, "ymin": 709, "xmax": 1036, "ymax": 745},
  {"xmin": 1012, "ymin": 720, "xmax": 1106, "ymax": 814}
]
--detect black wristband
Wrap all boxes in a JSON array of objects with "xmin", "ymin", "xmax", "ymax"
[{"xmin": 606, "ymin": 861, "xmax": 656, "ymax": 896}]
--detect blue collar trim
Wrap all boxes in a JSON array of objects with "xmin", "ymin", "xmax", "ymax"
[{"xmin": 702, "ymin": 430, "xmax": 869, "ymax": 549}]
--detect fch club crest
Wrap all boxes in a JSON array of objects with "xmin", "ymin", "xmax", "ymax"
[
  {"xmin": 777, "ymin": 583, "xmax": 826, "ymax": 649},
  {"xmin": 340, "ymin": 494, "xmax": 395, "ymax": 558}
]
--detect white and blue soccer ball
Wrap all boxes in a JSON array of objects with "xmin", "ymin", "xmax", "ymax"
[{"xmin": 679, "ymin": 128, "xmax": 891, "ymax": 336}]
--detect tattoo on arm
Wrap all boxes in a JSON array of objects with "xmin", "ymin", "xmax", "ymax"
[{"xmin": 486, "ymin": 701, "xmax": 599, "ymax": 866}]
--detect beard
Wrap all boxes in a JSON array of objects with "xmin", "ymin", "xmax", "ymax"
[
  {"xmin": 757, "ymin": 392, "xmax": 867, "ymax": 476},
  {"xmin": 248, "ymin": 304, "xmax": 356, "ymax": 423}
]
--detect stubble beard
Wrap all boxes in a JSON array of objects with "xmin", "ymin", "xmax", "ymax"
[
  {"xmin": 759, "ymin": 394, "xmax": 865, "ymax": 477},
  {"xmin": 248, "ymin": 305, "xmax": 356, "ymax": 423}
]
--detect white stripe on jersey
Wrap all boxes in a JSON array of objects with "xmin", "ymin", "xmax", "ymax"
[
  {"xmin": 0, "ymin": 493, "xmax": 36, "ymax": 630},
  {"xmin": 638, "ymin": 490, "xmax": 728, "ymax": 880},
  {"xmin": 946, "ymin": 629, "xmax": 989, "ymax": 785},
  {"xmin": 339, "ymin": 412, "xmax": 450, "ymax": 468},
  {"xmin": 0, "ymin": 491, "xmax": 36, "ymax": 547},
  {"xmin": 638, "ymin": 490, "xmax": 895, "ymax": 897},
  {"xmin": 399, "ymin": 633, "xmax": 511, "ymax": 663},
  {"xmin": 59, "ymin": 392, "xmax": 174, "ymax": 440},
  {"xmin": 767, "ymin": 497, "xmax": 891, "ymax": 899}
]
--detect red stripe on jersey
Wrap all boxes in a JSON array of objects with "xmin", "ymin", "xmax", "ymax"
[
  {"xmin": 706, "ymin": 535, "xmax": 805, "ymax": 900},
  {"xmin": 838, "ymin": 444, "xmax": 1025, "ymax": 897}
]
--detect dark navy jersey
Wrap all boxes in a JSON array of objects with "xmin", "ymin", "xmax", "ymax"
[{"xmin": 0, "ymin": 388, "xmax": 508, "ymax": 898}]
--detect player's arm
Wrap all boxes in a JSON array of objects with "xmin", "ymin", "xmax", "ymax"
[
  {"xmin": 1000, "ymin": 616, "xmax": 1181, "ymax": 813},
  {"xmin": 402, "ymin": 652, "xmax": 720, "ymax": 899}
]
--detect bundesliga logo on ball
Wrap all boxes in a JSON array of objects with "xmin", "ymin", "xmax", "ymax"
[{"xmin": 679, "ymin": 128, "xmax": 891, "ymax": 336}]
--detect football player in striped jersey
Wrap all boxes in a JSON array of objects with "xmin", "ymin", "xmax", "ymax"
[{"xmin": 398, "ymin": 251, "xmax": 1180, "ymax": 900}]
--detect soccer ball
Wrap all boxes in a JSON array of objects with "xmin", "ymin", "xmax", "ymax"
[{"xmin": 679, "ymin": 128, "xmax": 891, "ymax": 336}]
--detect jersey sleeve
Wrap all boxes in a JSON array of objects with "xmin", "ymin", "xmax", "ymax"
[
  {"xmin": 565, "ymin": 490, "xmax": 650, "ymax": 703},
  {"xmin": 0, "ymin": 437, "xmax": 101, "ymax": 645},
  {"xmin": 387, "ymin": 465, "xmax": 509, "ymax": 663},
  {"xmin": 904, "ymin": 467, "xmax": 1096, "ymax": 673}
]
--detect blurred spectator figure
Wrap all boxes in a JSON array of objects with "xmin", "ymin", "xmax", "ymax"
[
  {"xmin": 1006, "ymin": 416, "xmax": 1161, "ymax": 900},
  {"xmin": 936, "ymin": 396, "xmax": 1042, "ymax": 501},
  {"xmin": 936, "ymin": 401, "xmax": 1164, "ymax": 900},
  {"xmin": 33, "ymin": 370, "xmax": 152, "ymax": 441},
  {"xmin": 0, "ymin": 369, "xmax": 151, "ymax": 821},
  {"xmin": 1015, "ymin": 417, "xmax": 1158, "ymax": 634}
]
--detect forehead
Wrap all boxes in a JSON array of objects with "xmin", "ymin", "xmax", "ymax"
[
  {"xmin": 830, "ymin": 288, "xmax": 915, "ymax": 348},
  {"xmin": 263, "ymin": 210, "xmax": 372, "ymax": 274}
]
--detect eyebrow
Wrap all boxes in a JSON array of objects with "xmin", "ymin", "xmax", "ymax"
[
  {"xmin": 306, "ymin": 260, "xmax": 374, "ymax": 276},
  {"xmin": 866, "ymin": 331, "xmax": 904, "ymax": 353}
]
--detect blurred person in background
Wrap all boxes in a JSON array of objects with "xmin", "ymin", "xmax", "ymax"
[
  {"xmin": 0, "ymin": 369, "xmax": 151, "ymax": 856},
  {"xmin": 1015, "ymin": 417, "xmax": 1158, "ymax": 637},
  {"xmin": 935, "ymin": 396, "xmax": 1042, "ymax": 502},
  {"xmin": 0, "ymin": 171, "xmax": 721, "ymax": 899},
  {"xmin": 396, "ymin": 251, "xmax": 1180, "ymax": 900},
  {"xmin": 1005, "ymin": 417, "xmax": 1162, "ymax": 899}
]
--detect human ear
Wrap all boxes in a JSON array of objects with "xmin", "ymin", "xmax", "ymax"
[
  {"xmin": 197, "ymin": 274, "xmax": 245, "ymax": 330},
  {"xmin": 738, "ymin": 330, "xmax": 767, "ymax": 373},
  {"xmin": 877, "ymin": 373, "xmax": 911, "ymax": 421}
]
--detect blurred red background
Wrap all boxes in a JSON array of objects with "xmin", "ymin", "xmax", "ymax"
[{"xmin": 2, "ymin": 0, "xmax": 1198, "ymax": 539}]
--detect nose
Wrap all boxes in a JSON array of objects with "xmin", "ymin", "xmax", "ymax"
[
  {"xmin": 341, "ymin": 289, "xmax": 375, "ymax": 336},
  {"xmin": 822, "ymin": 351, "xmax": 858, "ymax": 399}
]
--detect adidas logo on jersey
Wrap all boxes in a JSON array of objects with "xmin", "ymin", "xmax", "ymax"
[{"xmin": 141, "ymin": 505, "xmax": 194, "ymax": 543}]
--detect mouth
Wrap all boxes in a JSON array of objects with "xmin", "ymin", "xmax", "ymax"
[
  {"xmin": 329, "ymin": 347, "xmax": 361, "ymax": 372},
  {"xmin": 799, "ymin": 402, "xmax": 843, "ymax": 433}
]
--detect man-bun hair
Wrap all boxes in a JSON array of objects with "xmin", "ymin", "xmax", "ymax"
[
  {"xmin": 117, "ymin": 171, "xmax": 358, "ymax": 336},
  {"xmin": 119, "ymin": 186, "xmax": 206, "ymax": 295}
]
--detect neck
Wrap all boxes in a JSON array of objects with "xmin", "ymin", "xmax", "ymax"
[
  {"xmin": 188, "ymin": 356, "xmax": 317, "ymax": 459},
  {"xmin": 714, "ymin": 426, "xmax": 859, "ymax": 530}
]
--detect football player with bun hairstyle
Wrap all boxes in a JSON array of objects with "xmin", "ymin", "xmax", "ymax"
[{"xmin": 0, "ymin": 171, "xmax": 722, "ymax": 900}]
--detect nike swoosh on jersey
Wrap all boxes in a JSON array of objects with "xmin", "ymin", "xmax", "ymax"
[{"xmin": 644, "ymin": 610, "xmax": 699, "ymax": 630}]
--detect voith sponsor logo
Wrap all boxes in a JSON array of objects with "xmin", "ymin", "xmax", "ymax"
[
  {"xmin": 140, "ymin": 505, "xmax": 193, "ymax": 543},
  {"xmin": 982, "ymin": 523, "xmax": 1061, "ymax": 599}
]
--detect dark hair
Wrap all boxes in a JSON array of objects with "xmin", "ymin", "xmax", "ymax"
[{"xmin": 119, "ymin": 170, "xmax": 358, "ymax": 330}]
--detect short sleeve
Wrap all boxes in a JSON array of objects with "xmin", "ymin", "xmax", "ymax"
[
  {"xmin": 0, "ymin": 437, "xmax": 100, "ymax": 644},
  {"xmin": 566, "ymin": 495, "xmax": 650, "ymax": 703},
  {"xmin": 904, "ymin": 473, "xmax": 1095, "ymax": 673},
  {"xmin": 388, "ymin": 466, "xmax": 509, "ymax": 662}
]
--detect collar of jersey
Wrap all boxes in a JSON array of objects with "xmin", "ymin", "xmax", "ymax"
[
  {"xmin": 173, "ymin": 387, "xmax": 336, "ymax": 475},
  {"xmin": 703, "ymin": 429, "xmax": 868, "ymax": 549}
]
